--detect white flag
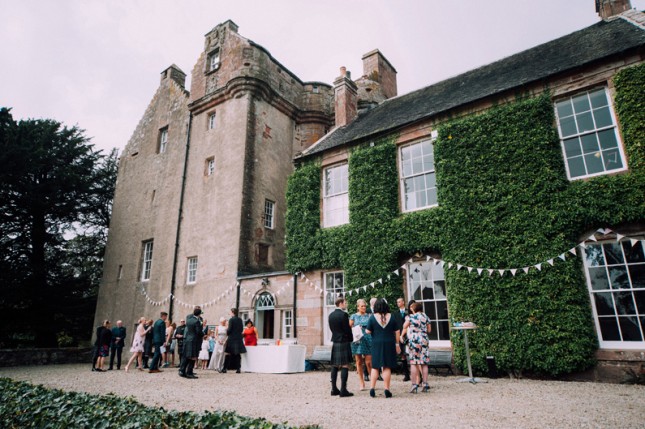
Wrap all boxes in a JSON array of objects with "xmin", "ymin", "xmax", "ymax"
[
  {"xmin": 569, "ymin": 248, "xmax": 577, "ymax": 255},
  {"xmin": 588, "ymin": 234, "xmax": 597, "ymax": 242},
  {"xmin": 487, "ymin": 269, "xmax": 494, "ymax": 276},
  {"xmin": 510, "ymin": 269, "xmax": 517, "ymax": 276},
  {"xmin": 448, "ymin": 262, "xmax": 453, "ymax": 269},
  {"xmin": 477, "ymin": 268, "xmax": 483, "ymax": 275},
  {"xmin": 559, "ymin": 253, "xmax": 567, "ymax": 261},
  {"xmin": 523, "ymin": 267, "xmax": 530, "ymax": 274},
  {"xmin": 467, "ymin": 267, "xmax": 473, "ymax": 273},
  {"xmin": 547, "ymin": 259, "xmax": 554, "ymax": 266},
  {"xmin": 630, "ymin": 238, "xmax": 638, "ymax": 246},
  {"xmin": 457, "ymin": 264, "xmax": 463, "ymax": 271},
  {"xmin": 426, "ymin": 255, "xmax": 432, "ymax": 262},
  {"xmin": 393, "ymin": 269, "xmax": 400, "ymax": 276},
  {"xmin": 616, "ymin": 233, "xmax": 625, "ymax": 241},
  {"xmin": 498, "ymin": 269, "xmax": 505, "ymax": 276},
  {"xmin": 535, "ymin": 263, "xmax": 542, "ymax": 271}
]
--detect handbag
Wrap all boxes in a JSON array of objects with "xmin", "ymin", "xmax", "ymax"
[{"xmin": 352, "ymin": 325, "xmax": 364, "ymax": 343}]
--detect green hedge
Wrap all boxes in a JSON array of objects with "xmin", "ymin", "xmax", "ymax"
[
  {"xmin": 0, "ymin": 378, "xmax": 312, "ymax": 429},
  {"xmin": 286, "ymin": 63, "xmax": 645, "ymax": 376}
]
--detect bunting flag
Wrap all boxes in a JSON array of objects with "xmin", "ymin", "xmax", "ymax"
[{"xmin": 135, "ymin": 229, "xmax": 641, "ymax": 307}]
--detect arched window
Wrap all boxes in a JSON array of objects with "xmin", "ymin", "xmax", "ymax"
[{"xmin": 255, "ymin": 292, "xmax": 275, "ymax": 339}]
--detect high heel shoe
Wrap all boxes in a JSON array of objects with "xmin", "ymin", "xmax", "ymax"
[
  {"xmin": 369, "ymin": 388, "xmax": 375, "ymax": 398},
  {"xmin": 422, "ymin": 383, "xmax": 430, "ymax": 392},
  {"xmin": 384, "ymin": 389, "xmax": 392, "ymax": 398},
  {"xmin": 409, "ymin": 384, "xmax": 419, "ymax": 393}
]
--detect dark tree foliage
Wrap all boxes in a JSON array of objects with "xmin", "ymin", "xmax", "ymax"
[{"xmin": 0, "ymin": 108, "xmax": 117, "ymax": 347}]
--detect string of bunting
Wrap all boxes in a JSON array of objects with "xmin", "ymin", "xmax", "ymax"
[
  {"xmin": 138, "ymin": 283, "xmax": 237, "ymax": 309},
  {"xmin": 137, "ymin": 228, "xmax": 642, "ymax": 304},
  {"xmin": 321, "ymin": 228, "xmax": 642, "ymax": 299}
]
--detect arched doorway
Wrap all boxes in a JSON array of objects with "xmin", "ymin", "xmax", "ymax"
[{"xmin": 255, "ymin": 292, "xmax": 275, "ymax": 339}]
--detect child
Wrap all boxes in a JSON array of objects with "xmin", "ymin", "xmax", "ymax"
[{"xmin": 198, "ymin": 334, "xmax": 210, "ymax": 369}]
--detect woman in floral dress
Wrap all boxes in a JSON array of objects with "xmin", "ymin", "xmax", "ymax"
[
  {"xmin": 402, "ymin": 302, "xmax": 432, "ymax": 393},
  {"xmin": 349, "ymin": 299, "xmax": 373, "ymax": 390}
]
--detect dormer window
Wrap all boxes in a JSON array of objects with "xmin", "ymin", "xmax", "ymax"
[{"xmin": 208, "ymin": 49, "xmax": 220, "ymax": 72}]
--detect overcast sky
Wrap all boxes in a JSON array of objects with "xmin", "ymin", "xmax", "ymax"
[{"xmin": 2, "ymin": 0, "xmax": 644, "ymax": 155}]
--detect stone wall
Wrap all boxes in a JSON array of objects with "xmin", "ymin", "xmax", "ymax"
[{"xmin": 0, "ymin": 348, "xmax": 93, "ymax": 367}]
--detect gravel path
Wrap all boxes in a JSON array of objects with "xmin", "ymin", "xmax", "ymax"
[{"xmin": 1, "ymin": 364, "xmax": 643, "ymax": 428}]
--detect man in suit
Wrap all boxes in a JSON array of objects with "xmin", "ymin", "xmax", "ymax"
[
  {"xmin": 328, "ymin": 297, "xmax": 353, "ymax": 397},
  {"xmin": 179, "ymin": 306, "xmax": 203, "ymax": 379},
  {"xmin": 394, "ymin": 297, "xmax": 411, "ymax": 381},
  {"xmin": 224, "ymin": 307, "xmax": 246, "ymax": 373},
  {"xmin": 173, "ymin": 319, "xmax": 186, "ymax": 367},
  {"xmin": 148, "ymin": 312, "xmax": 167, "ymax": 373},
  {"xmin": 108, "ymin": 320, "xmax": 126, "ymax": 370}
]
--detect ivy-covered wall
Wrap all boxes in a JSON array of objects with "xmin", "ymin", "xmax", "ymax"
[{"xmin": 286, "ymin": 63, "xmax": 645, "ymax": 376}]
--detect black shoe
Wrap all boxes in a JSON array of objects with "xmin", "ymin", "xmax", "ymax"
[
  {"xmin": 108, "ymin": 367, "xmax": 113, "ymax": 371},
  {"xmin": 236, "ymin": 369, "xmax": 241, "ymax": 373},
  {"xmin": 331, "ymin": 388, "xmax": 341, "ymax": 396},
  {"xmin": 384, "ymin": 389, "xmax": 392, "ymax": 398},
  {"xmin": 363, "ymin": 374, "xmax": 370, "ymax": 382},
  {"xmin": 339, "ymin": 389, "xmax": 354, "ymax": 397},
  {"xmin": 179, "ymin": 372, "xmax": 187, "ymax": 378},
  {"xmin": 378, "ymin": 375, "xmax": 383, "ymax": 381},
  {"xmin": 187, "ymin": 374, "xmax": 198, "ymax": 379},
  {"xmin": 221, "ymin": 369, "xmax": 227, "ymax": 373},
  {"xmin": 91, "ymin": 368, "xmax": 96, "ymax": 372},
  {"xmin": 369, "ymin": 388, "xmax": 375, "ymax": 398},
  {"xmin": 403, "ymin": 376, "xmax": 410, "ymax": 382}
]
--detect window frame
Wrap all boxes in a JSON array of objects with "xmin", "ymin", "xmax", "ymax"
[
  {"xmin": 205, "ymin": 157, "xmax": 215, "ymax": 176},
  {"xmin": 323, "ymin": 271, "xmax": 345, "ymax": 345},
  {"xmin": 140, "ymin": 240, "xmax": 154, "ymax": 282},
  {"xmin": 282, "ymin": 309, "xmax": 293, "ymax": 339},
  {"xmin": 186, "ymin": 256, "xmax": 198, "ymax": 285},
  {"xmin": 207, "ymin": 49, "xmax": 220, "ymax": 72},
  {"xmin": 158, "ymin": 127, "xmax": 168, "ymax": 154},
  {"xmin": 322, "ymin": 163, "xmax": 349, "ymax": 228},
  {"xmin": 264, "ymin": 199, "xmax": 275, "ymax": 229},
  {"xmin": 406, "ymin": 260, "xmax": 451, "ymax": 347},
  {"xmin": 581, "ymin": 238, "xmax": 645, "ymax": 349},
  {"xmin": 554, "ymin": 87, "xmax": 627, "ymax": 180},
  {"xmin": 399, "ymin": 137, "xmax": 438, "ymax": 213},
  {"xmin": 208, "ymin": 112, "xmax": 216, "ymax": 130}
]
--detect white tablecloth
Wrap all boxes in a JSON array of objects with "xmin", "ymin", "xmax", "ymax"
[{"xmin": 241, "ymin": 345, "xmax": 306, "ymax": 373}]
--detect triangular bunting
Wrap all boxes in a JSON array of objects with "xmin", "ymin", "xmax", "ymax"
[
  {"xmin": 457, "ymin": 264, "xmax": 463, "ymax": 271},
  {"xmin": 559, "ymin": 253, "xmax": 567, "ymax": 261},
  {"xmin": 510, "ymin": 268, "xmax": 517, "ymax": 276},
  {"xmin": 547, "ymin": 259, "xmax": 554, "ymax": 266},
  {"xmin": 467, "ymin": 267, "xmax": 473, "ymax": 273},
  {"xmin": 393, "ymin": 269, "xmax": 400, "ymax": 276},
  {"xmin": 477, "ymin": 268, "xmax": 483, "ymax": 275},
  {"xmin": 569, "ymin": 247, "xmax": 577, "ymax": 255},
  {"xmin": 498, "ymin": 269, "xmax": 505, "ymax": 276},
  {"xmin": 523, "ymin": 267, "xmax": 530, "ymax": 274},
  {"xmin": 616, "ymin": 233, "xmax": 625, "ymax": 241},
  {"xmin": 487, "ymin": 269, "xmax": 494, "ymax": 276},
  {"xmin": 630, "ymin": 238, "xmax": 638, "ymax": 246},
  {"xmin": 588, "ymin": 234, "xmax": 597, "ymax": 242},
  {"xmin": 447, "ymin": 262, "xmax": 453, "ymax": 269},
  {"xmin": 535, "ymin": 263, "xmax": 542, "ymax": 271},
  {"xmin": 426, "ymin": 255, "xmax": 431, "ymax": 261}
]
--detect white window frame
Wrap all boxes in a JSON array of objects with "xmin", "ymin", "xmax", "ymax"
[
  {"xmin": 208, "ymin": 112, "xmax": 216, "ymax": 130},
  {"xmin": 264, "ymin": 199, "xmax": 275, "ymax": 229},
  {"xmin": 399, "ymin": 137, "xmax": 438, "ymax": 213},
  {"xmin": 554, "ymin": 87, "xmax": 627, "ymax": 180},
  {"xmin": 581, "ymin": 238, "xmax": 645, "ymax": 349},
  {"xmin": 406, "ymin": 260, "xmax": 450, "ymax": 347},
  {"xmin": 282, "ymin": 309, "xmax": 293, "ymax": 339},
  {"xmin": 208, "ymin": 49, "xmax": 220, "ymax": 72},
  {"xmin": 322, "ymin": 163, "xmax": 349, "ymax": 228},
  {"xmin": 206, "ymin": 158, "xmax": 215, "ymax": 176},
  {"xmin": 187, "ymin": 256, "xmax": 198, "ymax": 284},
  {"xmin": 323, "ymin": 271, "xmax": 345, "ymax": 345},
  {"xmin": 140, "ymin": 240, "xmax": 153, "ymax": 281},
  {"xmin": 159, "ymin": 128, "xmax": 168, "ymax": 154}
]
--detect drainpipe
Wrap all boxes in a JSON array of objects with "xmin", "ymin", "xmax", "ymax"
[
  {"xmin": 293, "ymin": 273, "xmax": 298, "ymax": 339},
  {"xmin": 169, "ymin": 112, "xmax": 193, "ymax": 322}
]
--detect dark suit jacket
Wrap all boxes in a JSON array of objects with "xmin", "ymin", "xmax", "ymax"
[
  {"xmin": 152, "ymin": 318, "xmax": 166, "ymax": 346},
  {"xmin": 225, "ymin": 316, "xmax": 246, "ymax": 355},
  {"xmin": 182, "ymin": 314, "xmax": 203, "ymax": 358},
  {"xmin": 391, "ymin": 308, "xmax": 406, "ymax": 332},
  {"xmin": 328, "ymin": 308, "xmax": 352, "ymax": 343},
  {"xmin": 110, "ymin": 326, "xmax": 126, "ymax": 348}
]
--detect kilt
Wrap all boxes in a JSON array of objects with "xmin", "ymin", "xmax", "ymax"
[
  {"xmin": 225, "ymin": 339, "xmax": 247, "ymax": 355},
  {"xmin": 331, "ymin": 341, "xmax": 352, "ymax": 366}
]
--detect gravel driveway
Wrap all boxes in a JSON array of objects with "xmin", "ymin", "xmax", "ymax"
[{"xmin": 1, "ymin": 364, "xmax": 643, "ymax": 428}]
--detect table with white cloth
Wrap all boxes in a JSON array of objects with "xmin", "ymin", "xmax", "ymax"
[{"xmin": 241, "ymin": 345, "xmax": 306, "ymax": 373}]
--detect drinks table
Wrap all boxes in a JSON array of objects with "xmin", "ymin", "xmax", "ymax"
[
  {"xmin": 241, "ymin": 344, "xmax": 306, "ymax": 373},
  {"xmin": 451, "ymin": 325, "xmax": 487, "ymax": 384}
]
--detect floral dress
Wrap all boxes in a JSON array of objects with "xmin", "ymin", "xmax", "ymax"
[
  {"xmin": 350, "ymin": 313, "xmax": 372, "ymax": 355},
  {"xmin": 406, "ymin": 312, "xmax": 431, "ymax": 365}
]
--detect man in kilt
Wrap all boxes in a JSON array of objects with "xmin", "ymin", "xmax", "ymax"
[
  {"xmin": 328, "ymin": 297, "xmax": 354, "ymax": 397},
  {"xmin": 178, "ymin": 306, "xmax": 203, "ymax": 379},
  {"xmin": 224, "ymin": 307, "xmax": 246, "ymax": 373}
]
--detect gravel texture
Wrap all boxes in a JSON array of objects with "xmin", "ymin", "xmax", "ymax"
[{"xmin": 1, "ymin": 364, "xmax": 643, "ymax": 428}]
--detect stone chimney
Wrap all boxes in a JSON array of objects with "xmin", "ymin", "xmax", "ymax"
[
  {"xmin": 333, "ymin": 67, "xmax": 358, "ymax": 127},
  {"xmin": 161, "ymin": 64, "xmax": 186, "ymax": 89},
  {"xmin": 596, "ymin": 0, "xmax": 632, "ymax": 19},
  {"xmin": 362, "ymin": 50, "xmax": 397, "ymax": 99}
]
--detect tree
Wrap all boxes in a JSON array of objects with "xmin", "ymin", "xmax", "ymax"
[{"xmin": 0, "ymin": 108, "xmax": 117, "ymax": 347}]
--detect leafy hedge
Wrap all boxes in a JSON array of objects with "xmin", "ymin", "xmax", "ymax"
[
  {"xmin": 0, "ymin": 378, "xmax": 311, "ymax": 429},
  {"xmin": 286, "ymin": 62, "xmax": 645, "ymax": 377}
]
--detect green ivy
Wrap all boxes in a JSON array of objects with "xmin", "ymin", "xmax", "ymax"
[
  {"xmin": 0, "ymin": 378, "xmax": 314, "ymax": 428},
  {"xmin": 286, "ymin": 63, "xmax": 645, "ymax": 377}
]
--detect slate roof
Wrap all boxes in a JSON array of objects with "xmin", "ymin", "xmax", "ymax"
[{"xmin": 299, "ymin": 15, "xmax": 645, "ymax": 159}]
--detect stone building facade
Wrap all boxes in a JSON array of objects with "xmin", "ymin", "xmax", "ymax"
[{"xmin": 96, "ymin": 2, "xmax": 644, "ymax": 381}]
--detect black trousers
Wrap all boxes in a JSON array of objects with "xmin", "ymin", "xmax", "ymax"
[
  {"xmin": 91, "ymin": 345, "xmax": 100, "ymax": 368},
  {"xmin": 109, "ymin": 346, "xmax": 123, "ymax": 369},
  {"xmin": 179, "ymin": 355, "xmax": 196, "ymax": 375},
  {"xmin": 149, "ymin": 345, "xmax": 163, "ymax": 370}
]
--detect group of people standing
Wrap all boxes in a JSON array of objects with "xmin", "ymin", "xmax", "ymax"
[
  {"xmin": 329, "ymin": 296, "xmax": 433, "ymax": 398},
  {"xmin": 91, "ymin": 307, "xmax": 255, "ymax": 378}
]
